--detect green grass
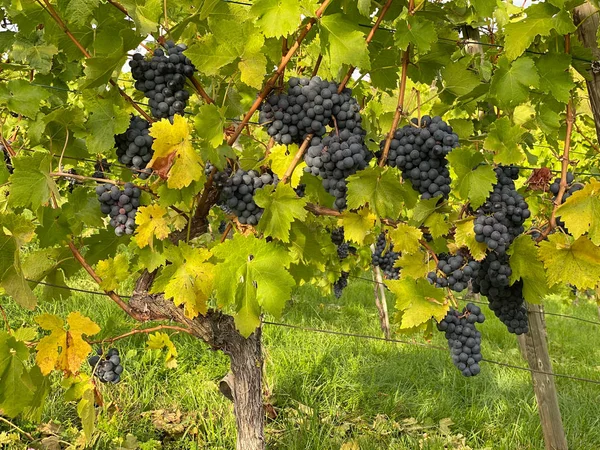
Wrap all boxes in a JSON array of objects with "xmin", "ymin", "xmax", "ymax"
[{"xmin": 2, "ymin": 279, "xmax": 600, "ymax": 449}]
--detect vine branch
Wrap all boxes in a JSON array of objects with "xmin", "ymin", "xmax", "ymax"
[{"xmin": 88, "ymin": 324, "xmax": 193, "ymax": 344}]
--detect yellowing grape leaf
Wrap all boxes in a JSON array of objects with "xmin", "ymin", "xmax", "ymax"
[
  {"xmin": 134, "ymin": 204, "xmax": 170, "ymax": 249},
  {"xmin": 147, "ymin": 332, "xmax": 178, "ymax": 368},
  {"xmin": 508, "ymin": 235, "xmax": 552, "ymax": 303},
  {"xmin": 424, "ymin": 213, "xmax": 451, "ymax": 238},
  {"xmin": 267, "ymin": 144, "xmax": 304, "ymax": 188},
  {"xmin": 254, "ymin": 184, "xmax": 308, "ymax": 243},
  {"xmin": 386, "ymin": 278, "xmax": 448, "ymax": 329},
  {"xmin": 337, "ymin": 208, "xmax": 376, "ymax": 245},
  {"xmin": 35, "ymin": 312, "xmax": 100, "ymax": 375},
  {"xmin": 454, "ymin": 218, "xmax": 487, "ymax": 260},
  {"xmin": 538, "ymin": 234, "xmax": 600, "ymax": 290},
  {"xmin": 151, "ymin": 243, "xmax": 214, "ymax": 318},
  {"xmin": 389, "ymin": 223, "xmax": 422, "ymax": 255},
  {"xmin": 96, "ymin": 253, "xmax": 129, "ymax": 292},
  {"xmin": 149, "ymin": 116, "xmax": 204, "ymax": 188},
  {"xmin": 556, "ymin": 180, "xmax": 600, "ymax": 245},
  {"xmin": 397, "ymin": 250, "xmax": 431, "ymax": 280}
]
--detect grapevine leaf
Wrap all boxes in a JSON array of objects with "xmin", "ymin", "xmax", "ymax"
[
  {"xmin": 11, "ymin": 35, "xmax": 57, "ymax": 74},
  {"xmin": 194, "ymin": 103, "xmax": 225, "ymax": 148},
  {"xmin": 389, "ymin": 224, "xmax": 423, "ymax": 255},
  {"xmin": 119, "ymin": 0, "xmax": 162, "ymax": 35},
  {"xmin": 424, "ymin": 212, "xmax": 451, "ymax": 238},
  {"xmin": 8, "ymin": 152, "xmax": 59, "ymax": 210},
  {"xmin": 538, "ymin": 234, "xmax": 600, "ymax": 290},
  {"xmin": 489, "ymin": 56, "xmax": 539, "ymax": 109},
  {"xmin": 454, "ymin": 219, "xmax": 488, "ymax": 260},
  {"xmin": 83, "ymin": 95, "xmax": 130, "ymax": 155},
  {"xmin": 239, "ymin": 50, "xmax": 268, "ymax": 90},
  {"xmin": 151, "ymin": 244, "xmax": 214, "ymax": 318},
  {"xmin": 0, "ymin": 31, "xmax": 15, "ymax": 53},
  {"xmin": 96, "ymin": 254, "xmax": 130, "ymax": 292},
  {"xmin": 536, "ymin": 53, "xmax": 575, "ymax": 103},
  {"xmin": 508, "ymin": 235, "xmax": 551, "ymax": 303},
  {"xmin": 83, "ymin": 52, "xmax": 129, "ymax": 90},
  {"xmin": 447, "ymin": 147, "xmax": 496, "ymax": 208},
  {"xmin": 346, "ymin": 166, "xmax": 404, "ymax": 219},
  {"xmin": 147, "ymin": 332, "xmax": 178, "ymax": 368},
  {"xmin": 35, "ymin": 312, "xmax": 100, "ymax": 376},
  {"xmin": 213, "ymin": 234, "xmax": 294, "ymax": 337},
  {"xmin": 77, "ymin": 381, "xmax": 96, "ymax": 442},
  {"xmin": 441, "ymin": 59, "xmax": 481, "ymax": 97},
  {"xmin": 23, "ymin": 365, "xmax": 50, "ymax": 422},
  {"xmin": 483, "ymin": 117, "xmax": 526, "ymax": 165},
  {"xmin": 251, "ymin": 0, "xmax": 303, "ymax": 38},
  {"xmin": 410, "ymin": 197, "xmax": 440, "ymax": 225},
  {"xmin": 0, "ymin": 80, "xmax": 50, "ymax": 118},
  {"xmin": 254, "ymin": 184, "xmax": 308, "ymax": 243},
  {"xmin": 289, "ymin": 221, "xmax": 332, "ymax": 269},
  {"xmin": 149, "ymin": 116, "xmax": 204, "ymax": 189},
  {"xmin": 394, "ymin": 13, "xmax": 438, "ymax": 52},
  {"xmin": 397, "ymin": 251, "xmax": 430, "ymax": 280},
  {"xmin": 267, "ymin": 144, "xmax": 304, "ymax": 188},
  {"xmin": 134, "ymin": 204, "xmax": 170, "ymax": 250},
  {"xmin": 65, "ymin": 0, "xmax": 101, "ymax": 26},
  {"xmin": 337, "ymin": 208, "xmax": 376, "ymax": 245},
  {"xmin": 320, "ymin": 14, "xmax": 370, "ymax": 74},
  {"xmin": 386, "ymin": 278, "xmax": 447, "ymax": 329},
  {"xmin": 556, "ymin": 180, "xmax": 600, "ymax": 245},
  {"xmin": 135, "ymin": 242, "xmax": 167, "ymax": 272},
  {"xmin": 186, "ymin": 34, "xmax": 238, "ymax": 77},
  {"xmin": 0, "ymin": 333, "xmax": 34, "ymax": 417},
  {"xmin": 358, "ymin": 0, "xmax": 371, "ymax": 16}
]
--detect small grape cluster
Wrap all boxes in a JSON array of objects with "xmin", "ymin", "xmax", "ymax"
[
  {"xmin": 129, "ymin": 41, "xmax": 194, "ymax": 121},
  {"xmin": 333, "ymin": 271, "xmax": 349, "ymax": 299},
  {"xmin": 427, "ymin": 254, "xmax": 480, "ymax": 292},
  {"xmin": 380, "ymin": 116, "xmax": 458, "ymax": 199},
  {"xmin": 96, "ymin": 182, "xmax": 141, "ymax": 236},
  {"xmin": 93, "ymin": 158, "xmax": 111, "ymax": 180},
  {"xmin": 65, "ymin": 168, "xmax": 82, "ymax": 193},
  {"xmin": 472, "ymin": 251, "xmax": 528, "ymax": 335},
  {"xmin": 330, "ymin": 227, "xmax": 353, "ymax": 260},
  {"xmin": 259, "ymin": 77, "xmax": 363, "ymax": 145},
  {"xmin": 473, "ymin": 166, "xmax": 530, "ymax": 255},
  {"xmin": 89, "ymin": 348, "xmax": 123, "ymax": 384},
  {"xmin": 371, "ymin": 232, "xmax": 400, "ymax": 280},
  {"xmin": 219, "ymin": 170, "xmax": 277, "ymax": 225},
  {"xmin": 1, "ymin": 143, "xmax": 12, "ymax": 174},
  {"xmin": 115, "ymin": 116, "xmax": 154, "ymax": 179},
  {"xmin": 294, "ymin": 183, "xmax": 306, "ymax": 198},
  {"xmin": 437, "ymin": 303, "xmax": 484, "ymax": 377},
  {"xmin": 549, "ymin": 173, "xmax": 583, "ymax": 231}
]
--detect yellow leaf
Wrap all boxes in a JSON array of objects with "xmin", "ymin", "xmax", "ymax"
[
  {"xmin": 397, "ymin": 250, "xmax": 431, "ymax": 280},
  {"xmin": 267, "ymin": 144, "xmax": 304, "ymax": 188},
  {"xmin": 135, "ymin": 204, "xmax": 170, "ymax": 249},
  {"xmin": 454, "ymin": 218, "xmax": 487, "ymax": 260},
  {"xmin": 424, "ymin": 212, "xmax": 451, "ymax": 238},
  {"xmin": 337, "ymin": 208, "xmax": 376, "ymax": 245},
  {"xmin": 96, "ymin": 254, "xmax": 129, "ymax": 292},
  {"xmin": 148, "ymin": 332, "xmax": 178, "ymax": 368},
  {"xmin": 389, "ymin": 223, "xmax": 423, "ymax": 254},
  {"xmin": 35, "ymin": 312, "xmax": 100, "ymax": 375}
]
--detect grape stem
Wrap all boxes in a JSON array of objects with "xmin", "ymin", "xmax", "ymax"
[
  {"xmin": 221, "ymin": 223, "xmax": 233, "ymax": 242},
  {"xmin": 87, "ymin": 324, "xmax": 194, "ymax": 344}
]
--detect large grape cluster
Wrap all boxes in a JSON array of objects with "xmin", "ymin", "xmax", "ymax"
[
  {"xmin": 219, "ymin": 170, "xmax": 277, "ymax": 225},
  {"xmin": 89, "ymin": 348, "xmax": 123, "ymax": 384},
  {"xmin": 96, "ymin": 182, "xmax": 141, "ymax": 236},
  {"xmin": 427, "ymin": 253, "xmax": 480, "ymax": 292},
  {"xmin": 93, "ymin": 158, "xmax": 111, "ymax": 180},
  {"xmin": 129, "ymin": 41, "xmax": 194, "ymax": 121},
  {"xmin": 473, "ymin": 166, "xmax": 530, "ymax": 255},
  {"xmin": 380, "ymin": 115, "xmax": 458, "ymax": 199},
  {"xmin": 371, "ymin": 232, "xmax": 400, "ymax": 280},
  {"xmin": 437, "ymin": 303, "xmax": 484, "ymax": 377},
  {"xmin": 115, "ymin": 116, "xmax": 154, "ymax": 179},
  {"xmin": 472, "ymin": 251, "xmax": 528, "ymax": 335}
]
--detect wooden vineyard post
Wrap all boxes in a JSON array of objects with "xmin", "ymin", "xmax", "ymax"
[
  {"xmin": 517, "ymin": 304, "xmax": 568, "ymax": 450},
  {"xmin": 372, "ymin": 266, "xmax": 391, "ymax": 339}
]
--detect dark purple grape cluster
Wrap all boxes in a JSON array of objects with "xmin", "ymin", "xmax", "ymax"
[
  {"xmin": 472, "ymin": 251, "xmax": 528, "ymax": 335},
  {"xmin": 380, "ymin": 115, "xmax": 458, "ymax": 199},
  {"xmin": 371, "ymin": 232, "xmax": 400, "ymax": 280},
  {"xmin": 1, "ymin": 143, "xmax": 12, "ymax": 174},
  {"xmin": 89, "ymin": 348, "xmax": 123, "ymax": 384},
  {"xmin": 294, "ymin": 183, "xmax": 306, "ymax": 198},
  {"xmin": 219, "ymin": 170, "xmax": 277, "ymax": 225},
  {"xmin": 333, "ymin": 271, "xmax": 349, "ymax": 298},
  {"xmin": 473, "ymin": 166, "xmax": 530, "ymax": 255},
  {"xmin": 93, "ymin": 158, "xmax": 111, "ymax": 180},
  {"xmin": 427, "ymin": 254, "xmax": 480, "ymax": 292},
  {"xmin": 65, "ymin": 168, "xmax": 82, "ymax": 193},
  {"xmin": 259, "ymin": 77, "xmax": 363, "ymax": 145},
  {"xmin": 129, "ymin": 41, "xmax": 194, "ymax": 121},
  {"xmin": 96, "ymin": 182, "xmax": 140, "ymax": 236},
  {"xmin": 331, "ymin": 227, "xmax": 344, "ymax": 246},
  {"xmin": 115, "ymin": 116, "xmax": 154, "ymax": 179},
  {"xmin": 437, "ymin": 303, "xmax": 484, "ymax": 377}
]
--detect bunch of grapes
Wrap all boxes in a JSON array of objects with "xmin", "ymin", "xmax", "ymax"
[
  {"xmin": 437, "ymin": 303, "xmax": 484, "ymax": 377},
  {"xmin": 96, "ymin": 182, "xmax": 141, "ymax": 236},
  {"xmin": 294, "ymin": 183, "xmax": 306, "ymax": 198},
  {"xmin": 549, "ymin": 172, "xmax": 584, "ymax": 231},
  {"xmin": 115, "ymin": 116, "xmax": 154, "ymax": 179},
  {"xmin": 330, "ymin": 227, "xmax": 345, "ymax": 246},
  {"xmin": 88, "ymin": 348, "xmax": 123, "ymax": 384},
  {"xmin": 65, "ymin": 168, "xmax": 82, "ymax": 193},
  {"xmin": 471, "ymin": 251, "xmax": 528, "ymax": 335},
  {"xmin": 427, "ymin": 253, "xmax": 480, "ymax": 292},
  {"xmin": 259, "ymin": 77, "xmax": 363, "ymax": 145},
  {"xmin": 380, "ymin": 115, "xmax": 458, "ymax": 200},
  {"xmin": 219, "ymin": 170, "xmax": 277, "ymax": 225},
  {"xmin": 304, "ymin": 129, "xmax": 372, "ymax": 210},
  {"xmin": 129, "ymin": 41, "xmax": 195, "ymax": 121},
  {"xmin": 333, "ymin": 271, "xmax": 349, "ymax": 298},
  {"xmin": 371, "ymin": 232, "xmax": 400, "ymax": 280},
  {"xmin": 473, "ymin": 166, "xmax": 530, "ymax": 255},
  {"xmin": 1, "ymin": 143, "xmax": 12, "ymax": 174},
  {"xmin": 93, "ymin": 158, "xmax": 111, "ymax": 180}
]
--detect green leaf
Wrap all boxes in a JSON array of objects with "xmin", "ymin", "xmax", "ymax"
[
  {"xmin": 447, "ymin": 147, "xmax": 496, "ymax": 208},
  {"xmin": 441, "ymin": 59, "xmax": 480, "ymax": 97},
  {"xmin": 147, "ymin": 332, "xmax": 178, "ymax": 368},
  {"xmin": 213, "ymin": 235, "xmax": 295, "ymax": 337},
  {"xmin": 0, "ymin": 334, "xmax": 34, "ymax": 417},
  {"xmin": 0, "ymin": 31, "xmax": 15, "ymax": 53},
  {"xmin": 410, "ymin": 197, "xmax": 441, "ymax": 225},
  {"xmin": 424, "ymin": 212, "xmax": 451, "ymax": 238},
  {"xmin": 320, "ymin": 14, "xmax": 370, "ymax": 74},
  {"xmin": 186, "ymin": 34, "xmax": 238, "ymax": 77},
  {"xmin": 11, "ymin": 35, "xmax": 57, "ymax": 74},
  {"xmin": 77, "ymin": 380, "xmax": 96, "ymax": 442},
  {"xmin": 357, "ymin": 0, "xmax": 371, "ymax": 16},
  {"xmin": 96, "ymin": 254, "xmax": 130, "ymax": 292},
  {"xmin": 65, "ymin": 0, "xmax": 101, "ymax": 26},
  {"xmin": 0, "ymin": 80, "xmax": 50, "ymax": 118},
  {"xmin": 83, "ymin": 52, "xmax": 128, "ymax": 89},
  {"xmin": 508, "ymin": 235, "xmax": 552, "ymax": 303},
  {"xmin": 454, "ymin": 218, "xmax": 487, "ymax": 260},
  {"xmin": 346, "ymin": 166, "xmax": 404, "ymax": 219},
  {"xmin": 251, "ymin": 0, "xmax": 303, "ymax": 38},
  {"xmin": 337, "ymin": 208, "xmax": 376, "ymax": 245},
  {"xmin": 536, "ymin": 53, "xmax": 575, "ymax": 104},
  {"xmin": 254, "ymin": 184, "xmax": 308, "ymax": 243},
  {"xmin": 538, "ymin": 234, "xmax": 600, "ymax": 290},
  {"xmin": 397, "ymin": 251, "xmax": 430, "ymax": 280},
  {"xmin": 489, "ymin": 56, "xmax": 539, "ymax": 109},
  {"xmin": 82, "ymin": 94, "xmax": 130, "ymax": 155},
  {"xmin": 386, "ymin": 278, "xmax": 448, "ymax": 329},
  {"xmin": 119, "ymin": 0, "xmax": 162, "ymax": 35},
  {"xmin": 483, "ymin": 117, "xmax": 526, "ymax": 165},
  {"xmin": 556, "ymin": 180, "xmax": 600, "ymax": 245},
  {"xmin": 194, "ymin": 103, "xmax": 226, "ymax": 148},
  {"xmin": 239, "ymin": 50, "xmax": 268, "ymax": 89},
  {"xmin": 394, "ymin": 13, "xmax": 438, "ymax": 53},
  {"xmin": 8, "ymin": 153, "xmax": 59, "ymax": 210},
  {"xmin": 389, "ymin": 224, "xmax": 423, "ymax": 255}
]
